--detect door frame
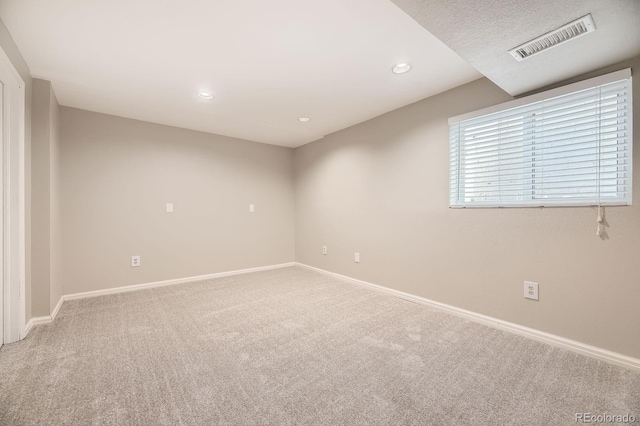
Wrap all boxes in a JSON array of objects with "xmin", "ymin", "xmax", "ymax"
[{"xmin": 0, "ymin": 45, "xmax": 26, "ymax": 344}]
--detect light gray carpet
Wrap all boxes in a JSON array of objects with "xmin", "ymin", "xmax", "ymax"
[{"xmin": 1, "ymin": 266, "xmax": 638, "ymax": 425}]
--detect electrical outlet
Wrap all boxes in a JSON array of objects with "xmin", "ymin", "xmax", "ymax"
[
  {"xmin": 322, "ymin": 246, "xmax": 327, "ymax": 255},
  {"xmin": 249, "ymin": 204, "xmax": 255, "ymax": 213},
  {"xmin": 524, "ymin": 281, "xmax": 538, "ymax": 300},
  {"xmin": 355, "ymin": 252, "xmax": 360, "ymax": 263},
  {"xmin": 131, "ymin": 256, "xmax": 141, "ymax": 267},
  {"xmin": 166, "ymin": 203, "xmax": 174, "ymax": 213}
]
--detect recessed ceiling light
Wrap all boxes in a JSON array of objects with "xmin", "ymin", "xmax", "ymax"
[
  {"xmin": 392, "ymin": 63, "xmax": 412, "ymax": 74},
  {"xmin": 298, "ymin": 117, "xmax": 310, "ymax": 122},
  {"xmin": 198, "ymin": 91, "xmax": 214, "ymax": 100}
]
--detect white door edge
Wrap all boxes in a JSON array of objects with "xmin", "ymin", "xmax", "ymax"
[{"xmin": 0, "ymin": 45, "xmax": 26, "ymax": 344}]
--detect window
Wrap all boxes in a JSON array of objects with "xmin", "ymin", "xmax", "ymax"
[{"xmin": 449, "ymin": 69, "xmax": 632, "ymax": 208}]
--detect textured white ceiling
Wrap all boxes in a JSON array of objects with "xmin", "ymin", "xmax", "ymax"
[
  {"xmin": 391, "ymin": 0, "xmax": 640, "ymax": 96},
  {"xmin": 0, "ymin": 0, "xmax": 481, "ymax": 147}
]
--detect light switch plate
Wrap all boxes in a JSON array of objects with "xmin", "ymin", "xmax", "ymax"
[{"xmin": 166, "ymin": 203, "xmax": 174, "ymax": 213}]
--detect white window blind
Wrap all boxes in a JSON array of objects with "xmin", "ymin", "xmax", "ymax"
[{"xmin": 449, "ymin": 69, "xmax": 633, "ymax": 208}]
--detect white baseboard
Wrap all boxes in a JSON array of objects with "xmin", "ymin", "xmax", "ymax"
[
  {"xmin": 62, "ymin": 262, "xmax": 295, "ymax": 301},
  {"xmin": 24, "ymin": 261, "xmax": 639, "ymax": 372},
  {"xmin": 25, "ymin": 293, "xmax": 66, "ymax": 334},
  {"xmin": 295, "ymin": 262, "xmax": 640, "ymax": 372},
  {"xmin": 25, "ymin": 315, "xmax": 53, "ymax": 335},
  {"xmin": 24, "ymin": 262, "xmax": 295, "ymax": 336},
  {"xmin": 50, "ymin": 295, "xmax": 64, "ymax": 321}
]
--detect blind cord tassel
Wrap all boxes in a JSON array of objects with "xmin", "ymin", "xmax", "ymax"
[{"xmin": 596, "ymin": 205, "xmax": 604, "ymax": 236}]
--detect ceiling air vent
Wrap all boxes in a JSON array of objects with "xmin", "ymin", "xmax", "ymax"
[{"xmin": 508, "ymin": 14, "xmax": 596, "ymax": 62}]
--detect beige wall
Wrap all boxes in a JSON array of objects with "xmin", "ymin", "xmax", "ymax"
[
  {"xmin": 31, "ymin": 79, "xmax": 53, "ymax": 317},
  {"xmin": 59, "ymin": 107, "xmax": 294, "ymax": 295},
  {"xmin": 31, "ymin": 78, "xmax": 61, "ymax": 317},
  {"xmin": 294, "ymin": 58, "xmax": 640, "ymax": 359},
  {"xmin": 0, "ymin": 18, "xmax": 32, "ymax": 321},
  {"xmin": 49, "ymin": 85, "xmax": 62, "ymax": 313}
]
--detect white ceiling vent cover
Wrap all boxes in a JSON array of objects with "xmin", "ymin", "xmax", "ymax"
[{"xmin": 509, "ymin": 14, "xmax": 596, "ymax": 62}]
